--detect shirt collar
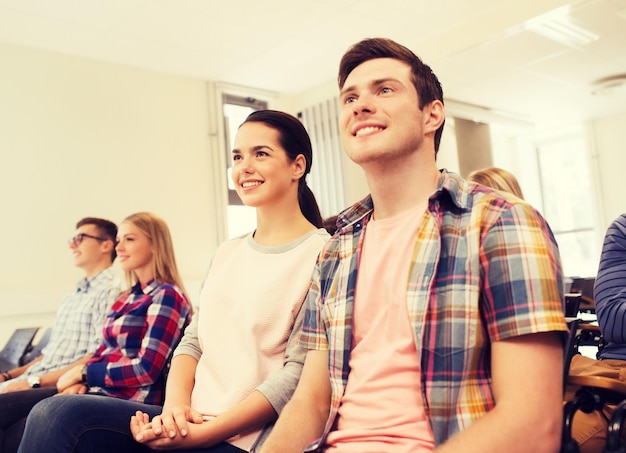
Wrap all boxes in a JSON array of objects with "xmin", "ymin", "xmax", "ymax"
[
  {"xmin": 76, "ymin": 277, "xmax": 89, "ymax": 293},
  {"xmin": 130, "ymin": 279, "xmax": 160, "ymax": 295},
  {"xmin": 75, "ymin": 266, "xmax": 113, "ymax": 293},
  {"xmin": 335, "ymin": 169, "xmax": 468, "ymax": 231}
]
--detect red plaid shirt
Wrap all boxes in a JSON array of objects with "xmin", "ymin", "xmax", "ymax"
[{"xmin": 85, "ymin": 280, "xmax": 191, "ymax": 405}]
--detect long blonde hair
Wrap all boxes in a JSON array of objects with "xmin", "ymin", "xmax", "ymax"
[
  {"xmin": 120, "ymin": 212, "xmax": 188, "ymax": 300},
  {"xmin": 468, "ymin": 167, "xmax": 525, "ymax": 200}
]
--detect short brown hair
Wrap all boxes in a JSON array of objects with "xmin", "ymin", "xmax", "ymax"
[{"xmin": 76, "ymin": 217, "xmax": 117, "ymax": 261}]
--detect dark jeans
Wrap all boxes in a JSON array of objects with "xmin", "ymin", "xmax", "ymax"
[
  {"xmin": 0, "ymin": 386, "xmax": 58, "ymax": 453},
  {"xmin": 18, "ymin": 394, "xmax": 247, "ymax": 453}
]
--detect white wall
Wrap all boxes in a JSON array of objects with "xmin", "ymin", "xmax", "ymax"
[
  {"xmin": 0, "ymin": 43, "xmax": 221, "ymax": 345},
  {"xmin": 590, "ymin": 112, "xmax": 626, "ymax": 230}
]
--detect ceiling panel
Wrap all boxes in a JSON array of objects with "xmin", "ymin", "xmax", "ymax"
[{"xmin": 0, "ymin": 0, "xmax": 624, "ymax": 128}]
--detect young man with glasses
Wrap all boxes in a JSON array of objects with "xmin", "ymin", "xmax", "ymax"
[{"xmin": 0, "ymin": 217, "xmax": 121, "ymax": 452}]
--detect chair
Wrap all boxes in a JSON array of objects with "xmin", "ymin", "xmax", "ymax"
[
  {"xmin": 562, "ymin": 376, "xmax": 626, "ymax": 453},
  {"xmin": 20, "ymin": 327, "xmax": 52, "ymax": 365},
  {"xmin": 570, "ymin": 277, "xmax": 596, "ymax": 314},
  {"xmin": 565, "ymin": 293, "xmax": 582, "ymax": 318},
  {"xmin": 0, "ymin": 327, "xmax": 39, "ymax": 372},
  {"xmin": 604, "ymin": 398, "xmax": 626, "ymax": 453},
  {"xmin": 561, "ymin": 321, "xmax": 626, "ymax": 452}
]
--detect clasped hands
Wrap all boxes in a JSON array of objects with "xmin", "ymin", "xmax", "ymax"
[
  {"xmin": 130, "ymin": 404, "xmax": 208, "ymax": 450},
  {"xmin": 55, "ymin": 365, "xmax": 87, "ymax": 395}
]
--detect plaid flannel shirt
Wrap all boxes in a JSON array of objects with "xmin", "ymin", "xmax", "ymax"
[
  {"xmin": 300, "ymin": 169, "xmax": 568, "ymax": 449},
  {"xmin": 85, "ymin": 280, "xmax": 191, "ymax": 405}
]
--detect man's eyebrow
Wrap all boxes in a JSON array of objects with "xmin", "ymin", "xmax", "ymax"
[
  {"xmin": 340, "ymin": 78, "xmax": 401, "ymax": 96},
  {"xmin": 340, "ymin": 85, "xmax": 356, "ymax": 97}
]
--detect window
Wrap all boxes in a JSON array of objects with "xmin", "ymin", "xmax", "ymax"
[
  {"xmin": 536, "ymin": 134, "xmax": 600, "ymax": 278},
  {"xmin": 222, "ymin": 94, "xmax": 267, "ymax": 238}
]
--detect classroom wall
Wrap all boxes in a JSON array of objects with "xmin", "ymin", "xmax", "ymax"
[
  {"xmin": 590, "ymin": 112, "xmax": 626, "ymax": 230},
  {"xmin": 0, "ymin": 42, "xmax": 221, "ymax": 344}
]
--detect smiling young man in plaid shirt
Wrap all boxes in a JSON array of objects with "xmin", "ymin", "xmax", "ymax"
[{"xmin": 259, "ymin": 38, "xmax": 568, "ymax": 453}]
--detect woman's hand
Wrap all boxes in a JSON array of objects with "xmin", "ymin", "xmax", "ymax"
[
  {"xmin": 132, "ymin": 405, "xmax": 204, "ymax": 441},
  {"xmin": 131, "ymin": 413, "xmax": 208, "ymax": 450},
  {"xmin": 57, "ymin": 383, "xmax": 87, "ymax": 395},
  {"xmin": 0, "ymin": 380, "xmax": 30, "ymax": 393},
  {"xmin": 56, "ymin": 365, "xmax": 82, "ymax": 392}
]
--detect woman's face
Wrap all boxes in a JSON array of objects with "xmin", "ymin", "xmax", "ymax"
[
  {"xmin": 115, "ymin": 221, "xmax": 154, "ymax": 283},
  {"xmin": 231, "ymin": 122, "xmax": 303, "ymax": 208}
]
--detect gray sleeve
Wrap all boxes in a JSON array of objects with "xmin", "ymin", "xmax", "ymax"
[
  {"xmin": 256, "ymin": 301, "xmax": 307, "ymax": 414},
  {"xmin": 172, "ymin": 304, "xmax": 202, "ymax": 361}
]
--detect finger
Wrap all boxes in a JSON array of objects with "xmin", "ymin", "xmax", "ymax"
[
  {"xmin": 188, "ymin": 408, "xmax": 204, "ymax": 425},
  {"xmin": 161, "ymin": 406, "xmax": 187, "ymax": 439},
  {"xmin": 138, "ymin": 428, "xmax": 158, "ymax": 443},
  {"xmin": 135, "ymin": 411, "xmax": 150, "ymax": 430},
  {"xmin": 133, "ymin": 417, "xmax": 160, "ymax": 443},
  {"xmin": 130, "ymin": 412, "xmax": 148, "ymax": 433},
  {"xmin": 150, "ymin": 415, "xmax": 163, "ymax": 435},
  {"xmin": 162, "ymin": 409, "xmax": 182, "ymax": 438},
  {"xmin": 173, "ymin": 410, "xmax": 190, "ymax": 436},
  {"xmin": 130, "ymin": 415, "xmax": 142, "ymax": 440}
]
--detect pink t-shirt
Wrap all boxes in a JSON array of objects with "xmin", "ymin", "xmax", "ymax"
[{"xmin": 325, "ymin": 204, "xmax": 435, "ymax": 452}]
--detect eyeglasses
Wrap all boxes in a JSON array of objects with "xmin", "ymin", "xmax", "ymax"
[{"xmin": 68, "ymin": 233, "xmax": 107, "ymax": 246}]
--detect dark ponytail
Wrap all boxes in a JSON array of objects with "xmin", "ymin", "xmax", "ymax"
[
  {"xmin": 243, "ymin": 110, "xmax": 324, "ymax": 228},
  {"xmin": 298, "ymin": 183, "xmax": 324, "ymax": 228}
]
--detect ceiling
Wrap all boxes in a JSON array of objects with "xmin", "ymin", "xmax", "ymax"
[{"xmin": 1, "ymin": 0, "xmax": 625, "ymax": 130}]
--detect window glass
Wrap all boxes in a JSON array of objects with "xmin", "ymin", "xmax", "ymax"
[
  {"xmin": 222, "ymin": 95, "xmax": 267, "ymax": 238},
  {"xmin": 536, "ymin": 135, "xmax": 599, "ymax": 277}
]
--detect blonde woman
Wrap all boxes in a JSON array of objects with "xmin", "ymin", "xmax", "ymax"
[{"xmin": 467, "ymin": 166, "xmax": 525, "ymax": 199}]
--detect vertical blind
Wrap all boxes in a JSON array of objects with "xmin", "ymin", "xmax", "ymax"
[{"xmin": 299, "ymin": 96, "xmax": 345, "ymax": 218}]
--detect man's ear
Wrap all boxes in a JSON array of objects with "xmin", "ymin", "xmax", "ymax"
[
  {"xmin": 423, "ymin": 100, "xmax": 445, "ymax": 133},
  {"xmin": 292, "ymin": 154, "xmax": 307, "ymax": 181},
  {"xmin": 101, "ymin": 239, "xmax": 114, "ymax": 256}
]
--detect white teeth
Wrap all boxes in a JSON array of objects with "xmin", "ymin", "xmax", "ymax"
[
  {"xmin": 355, "ymin": 126, "xmax": 383, "ymax": 136},
  {"xmin": 242, "ymin": 181, "xmax": 262, "ymax": 188}
]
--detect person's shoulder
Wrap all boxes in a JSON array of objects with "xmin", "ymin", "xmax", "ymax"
[
  {"xmin": 150, "ymin": 284, "xmax": 190, "ymax": 314},
  {"xmin": 307, "ymin": 228, "xmax": 331, "ymax": 244},
  {"xmin": 155, "ymin": 281, "xmax": 183, "ymax": 294},
  {"xmin": 608, "ymin": 213, "xmax": 626, "ymax": 232},
  {"xmin": 437, "ymin": 170, "xmax": 517, "ymax": 216},
  {"xmin": 90, "ymin": 267, "xmax": 123, "ymax": 291},
  {"xmin": 215, "ymin": 232, "xmax": 251, "ymax": 253},
  {"xmin": 444, "ymin": 172, "xmax": 552, "ymax": 234}
]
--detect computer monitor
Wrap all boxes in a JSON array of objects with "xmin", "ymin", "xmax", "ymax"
[
  {"xmin": 564, "ymin": 293, "xmax": 582, "ymax": 318},
  {"xmin": 569, "ymin": 277, "xmax": 596, "ymax": 313},
  {"xmin": 570, "ymin": 277, "xmax": 595, "ymax": 301}
]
